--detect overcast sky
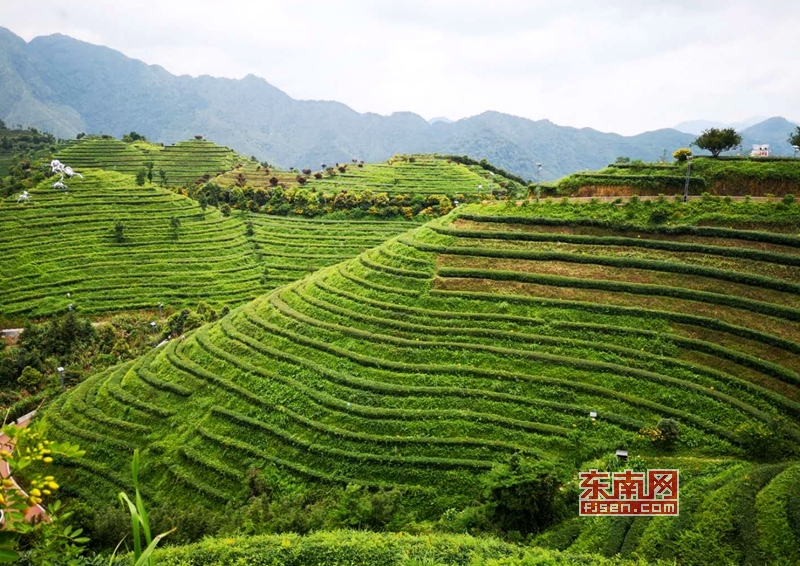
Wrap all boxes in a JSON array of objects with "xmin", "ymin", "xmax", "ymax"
[{"xmin": 2, "ymin": 0, "xmax": 797, "ymax": 135}]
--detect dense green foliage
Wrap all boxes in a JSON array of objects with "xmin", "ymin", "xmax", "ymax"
[
  {"xmin": 0, "ymin": 125, "xmax": 56, "ymax": 177},
  {"xmin": 122, "ymin": 530, "xmax": 656, "ymax": 566}
]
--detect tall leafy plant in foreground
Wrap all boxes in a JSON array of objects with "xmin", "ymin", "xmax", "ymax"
[{"xmin": 114, "ymin": 449, "xmax": 173, "ymax": 566}]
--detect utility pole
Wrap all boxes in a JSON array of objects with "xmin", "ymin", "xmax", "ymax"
[
  {"xmin": 535, "ymin": 163, "xmax": 543, "ymax": 203},
  {"xmin": 683, "ymin": 155, "xmax": 693, "ymax": 203}
]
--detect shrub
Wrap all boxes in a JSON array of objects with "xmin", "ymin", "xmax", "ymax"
[
  {"xmin": 170, "ymin": 216, "xmax": 181, "ymax": 239},
  {"xmin": 313, "ymin": 172, "xmax": 323, "ymax": 179},
  {"xmin": 673, "ymin": 148, "xmax": 692, "ymax": 162},
  {"xmin": 269, "ymin": 177, "xmax": 279, "ymax": 187},
  {"xmin": 17, "ymin": 365, "xmax": 44, "ymax": 390},
  {"xmin": 483, "ymin": 456, "xmax": 572, "ymax": 535},
  {"xmin": 113, "ymin": 220, "xmax": 125, "ymax": 243},
  {"xmin": 657, "ymin": 418, "xmax": 681, "ymax": 446},
  {"xmin": 648, "ymin": 207, "xmax": 671, "ymax": 224},
  {"xmin": 135, "ymin": 168, "xmax": 146, "ymax": 186},
  {"xmin": 640, "ymin": 418, "xmax": 681, "ymax": 449},
  {"xmin": 301, "ymin": 168, "xmax": 312, "ymax": 175},
  {"xmin": 220, "ymin": 203, "xmax": 231, "ymax": 216},
  {"xmin": 736, "ymin": 419, "xmax": 798, "ymax": 462},
  {"xmin": 183, "ymin": 312, "xmax": 204, "ymax": 332}
]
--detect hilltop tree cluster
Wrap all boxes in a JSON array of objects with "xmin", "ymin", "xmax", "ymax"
[
  {"xmin": 190, "ymin": 182, "xmax": 460, "ymax": 219},
  {"xmin": 121, "ymin": 131, "xmax": 147, "ymax": 143}
]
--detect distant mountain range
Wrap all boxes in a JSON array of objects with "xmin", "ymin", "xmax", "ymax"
[
  {"xmin": 1, "ymin": 27, "xmax": 798, "ymax": 180},
  {"xmin": 673, "ymin": 117, "xmax": 771, "ymax": 135}
]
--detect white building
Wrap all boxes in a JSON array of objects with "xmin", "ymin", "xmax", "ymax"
[{"xmin": 750, "ymin": 144, "xmax": 770, "ymax": 157}]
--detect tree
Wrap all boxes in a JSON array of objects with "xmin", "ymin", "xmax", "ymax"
[
  {"xmin": 169, "ymin": 216, "xmax": 181, "ymax": 240},
  {"xmin": 113, "ymin": 220, "xmax": 125, "ymax": 243},
  {"xmin": 145, "ymin": 161, "xmax": 155, "ymax": 183},
  {"xmin": 788, "ymin": 126, "xmax": 800, "ymax": 148},
  {"xmin": 245, "ymin": 221, "xmax": 255, "ymax": 237},
  {"xmin": 158, "ymin": 168, "xmax": 168, "ymax": 187},
  {"xmin": 122, "ymin": 131, "xmax": 146, "ymax": 143},
  {"xmin": 482, "ymin": 456, "xmax": 572, "ymax": 535},
  {"xmin": 692, "ymin": 127, "xmax": 742, "ymax": 157},
  {"xmin": 198, "ymin": 192, "xmax": 208, "ymax": 215},
  {"xmin": 135, "ymin": 168, "xmax": 146, "ymax": 186}
]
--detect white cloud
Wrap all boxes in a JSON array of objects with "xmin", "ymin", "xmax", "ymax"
[{"xmin": 1, "ymin": 0, "xmax": 798, "ymax": 134}]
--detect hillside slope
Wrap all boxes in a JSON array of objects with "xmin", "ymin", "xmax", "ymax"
[
  {"xmin": 54, "ymin": 137, "xmax": 239, "ymax": 187},
  {"xmin": 41, "ymin": 199, "xmax": 800, "ymax": 563},
  {"xmin": 0, "ymin": 170, "xmax": 413, "ymax": 324},
  {"xmin": 0, "ymin": 171, "xmax": 262, "ymax": 323},
  {"xmin": 557, "ymin": 157, "xmax": 800, "ymax": 197}
]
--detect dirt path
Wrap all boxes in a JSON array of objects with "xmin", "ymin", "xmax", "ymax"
[{"xmin": 0, "ymin": 410, "xmax": 47, "ymax": 523}]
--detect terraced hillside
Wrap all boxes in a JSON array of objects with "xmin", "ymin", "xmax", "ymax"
[
  {"xmin": 0, "ymin": 171, "xmax": 262, "ymax": 323},
  {"xmin": 305, "ymin": 155, "xmax": 489, "ymax": 195},
  {"xmin": 557, "ymin": 157, "xmax": 800, "ymax": 197},
  {"xmin": 0, "ymin": 174, "xmax": 413, "ymax": 324},
  {"xmin": 212, "ymin": 161, "xmax": 303, "ymax": 190},
  {"xmin": 537, "ymin": 458, "xmax": 800, "ymax": 564},
  {"xmin": 212, "ymin": 155, "xmax": 490, "ymax": 197},
  {"xmin": 41, "ymin": 199, "xmax": 800, "ymax": 563},
  {"xmin": 250, "ymin": 215, "xmax": 413, "ymax": 288},
  {"xmin": 54, "ymin": 137, "xmax": 238, "ymax": 187}
]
